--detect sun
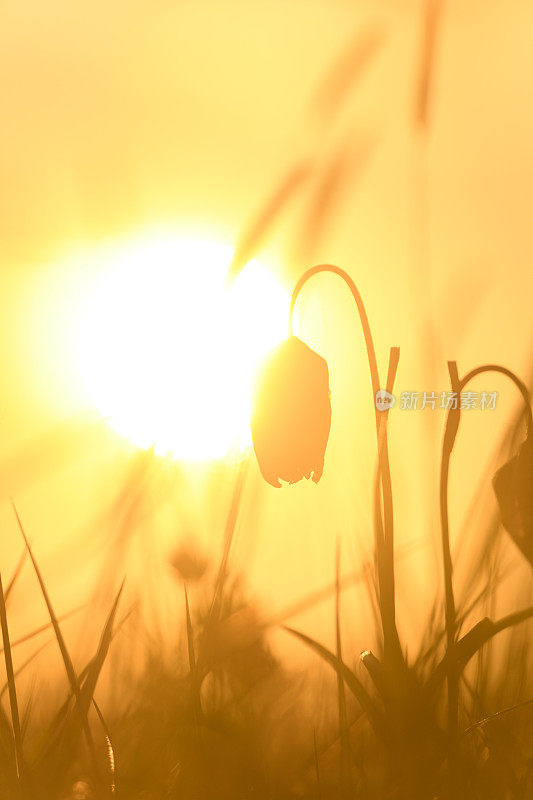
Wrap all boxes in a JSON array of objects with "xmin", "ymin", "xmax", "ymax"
[{"xmin": 76, "ymin": 232, "xmax": 289, "ymax": 460}]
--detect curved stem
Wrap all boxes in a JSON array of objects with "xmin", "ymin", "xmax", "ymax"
[
  {"xmin": 289, "ymin": 265, "xmax": 401, "ymax": 662},
  {"xmin": 289, "ymin": 266, "xmax": 381, "ymax": 428},
  {"xmin": 440, "ymin": 362, "xmax": 532, "ymax": 744},
  {"xmin": 458, "ymin": 366, "xmax": 532, "ymax": 436}
]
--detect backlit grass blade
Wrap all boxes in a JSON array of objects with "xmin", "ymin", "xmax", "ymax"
[
  {"xmin": 313, "ymin": 729, "xmax": 321, "ymax": 800},
  {"xmin": 93, "ymin": 700, "xmax": 116, "ymax": 795},
  {"xmin": 228, "ymin": 163, "xmax": 313, "ymax": 280},
  {"xmin": 10, "ymin": 502, "xmax": 99, "ymax": 773},
  {"xmin": 414, "ymin": 0, "xmax": 443, "ymax": 130},
  {"xmin": 185, "ymin": 586, "xmax": 202, "ymax": 731},
  {"xmin": 208, "ymin": 457, "xmax": 248, "ymax": 622},
  {"xmin": 283, "ymin": 626, "xmax": 386, "ymax": 742},
  {"xmin": 0, "ymin": 573, "xmax": 24, "ymax": 783},
  {"xmin": 4, "ymin": 549, "xmax": 27, "ymax": 608},
  {"xmin": 11, "ymin": 503, "xmax": 80, "ymax": 690},
  {"xmin": 77, "ymin": 581, "xmax": 125, "ymax": 720},
  {"xmin": 429, "ymin": 606, "xmax": 533, "ymax": 694},
  {"xmin": 0, "ymin": 640, "xmax": 52, "ymax": 701},
  {"xmin": 51, "ymin": 581, "xmax": 124, "ymax": 794},
  {"xmin": 38, "ymin": 605, "xmax": 133, "ymax": 766},
  {"xmin": 0, "ymin": 607, "xmax": 84, "ymax": 655},
  {"xmin": 313, "ymin": 25, "xmax": 385, "ymax": 119},
  {"xmin": 335, "ymin": 541, "xmax": 352, "ymax": 798}
]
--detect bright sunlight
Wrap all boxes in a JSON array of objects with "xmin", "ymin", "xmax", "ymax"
[{"xmin": 76, "ymin": 233, "xmax": 289, "ymax": 460}]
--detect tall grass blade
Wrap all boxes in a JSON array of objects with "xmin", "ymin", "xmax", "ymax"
[
  {"xmin": 37, "ymin": 607, "xmax": 132, "ymax": 769},
  {"xmin": 208, "ymin": 457, "xmax": 248, "ymax": 622},
  {"xmin": 296, "ymin": 139, "xmax": 375, "ymax": 264},
  {"xmin": 185, "ymin": 586, "xmax": 202, "ymax": 732},
  {"xmin": 93, "ymin": 701, "xmax": 116, "ymax": 795},
  {"xmin": 4, "ymin": 549, "xmax": 27, "ymax": 608},
  {"xmin": 228, "ymin": 163, "xmax": 313, "ymax": 280},
  {"xmin": 334, "ymin": 540, "xmax": 351, "ymax": 797},
  {"xmin": 0, "ymin": 607, "xmax": 84, "ymax": 655},
  {"xmin": 313, "ymin": 25, "xmax": 385, "ymax": 119},
  {"xmin": 0, "ymin": 640, "xmax": 52, "ymax": 701},
  {"xmin": 375, "ymin": 346, "xmax": 402, "ymax": 667},
  {"xmin": 429, "ymin": 606, "xmax": 533, "ymax": 693},
  {"xmin": 414, "ymin": 0, "xmax": 443, "ymax": 130},
  {"xmin": 0, "ymin": 573, "xmax": 24, "ymax": 784},
  {"xmin": 10, "ymin": 502, "xmax": 100, "ymax": 774},
  {"xmin": 439, "ymin": 360, "xmax": 460, "ymax": 743},
  {"xmin": 283, "ymin": 626, "xmax": 386, "ymax": 741},
  {"xmin": 53, "ymin": 581, "xmax": 124, "ymax": 794},
  {"xmin": 313, "ymin": 728, "xmax": 321, "ymax": 800},
  {"xmin": 77, "ymin": 580, "xmax": 125, "ymax": 720}
]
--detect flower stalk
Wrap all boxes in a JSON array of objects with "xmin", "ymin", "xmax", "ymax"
[
  {"xmin": 439, "ymin": 362, "xmax": 532, "ymax": 748},
  {"xmin": 288, "ymin": 264, "xmax": 401, "ymax": 664}
]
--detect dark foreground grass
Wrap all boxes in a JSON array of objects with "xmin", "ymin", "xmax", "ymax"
[{"xmin": 0, "ymin": 413, "xmax": 531, "ymax": 800}]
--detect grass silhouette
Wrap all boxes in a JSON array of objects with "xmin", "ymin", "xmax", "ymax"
[
  {"xmin": 1, "ymin": 5, "xmax": 532, "ymax": 798},
  {"xmin": 0, "ymin": 293, "xmax": 531, "ymax": 799}
]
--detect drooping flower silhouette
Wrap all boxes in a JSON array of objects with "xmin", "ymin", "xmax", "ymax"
[
  {"xmin": 250, "ymin": 335, "xmax": 331, "ymax": 487},
  {"xmin": 493, "ymin": 434, "xmax": 533, "ymax": 566}
]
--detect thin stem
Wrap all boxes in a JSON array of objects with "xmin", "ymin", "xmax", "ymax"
[
  {"xmin": 289, "ymin": 266, "xmax": 381, "ymax": 422},
  {"xmin": 335, "ymin": 539, "xmax": 351, "ymax": 798},
  {"xmin": 439, "ymin": 362, "xmax": 532, "ymax": 745},
  {"xmin": 458, "ymin": 366, "xmax": 532, "ymax": 436},
  {"xmin": 289, "ymin": 265, "xmax": 401, "ymax": 663},
  {"xmin": 206, "ymin": 454, "xmax": 250, "ymax": 666},
  {"xmin": 440, "ymin": 361, "xmax": 459, "ymax": 744},
  {"xmin": 0, "ymin": 573, "xmax": 24, "ymax": 791}
]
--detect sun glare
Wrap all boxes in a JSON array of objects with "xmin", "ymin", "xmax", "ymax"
[{"xmin": 77, "ymin": 234, "xmax": 289, "ymax": 460}]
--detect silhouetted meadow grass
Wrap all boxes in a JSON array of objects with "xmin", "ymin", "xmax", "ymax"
[{"xmin": 1, "ymin": 5, "xmax": 532, "ymax": 799}]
